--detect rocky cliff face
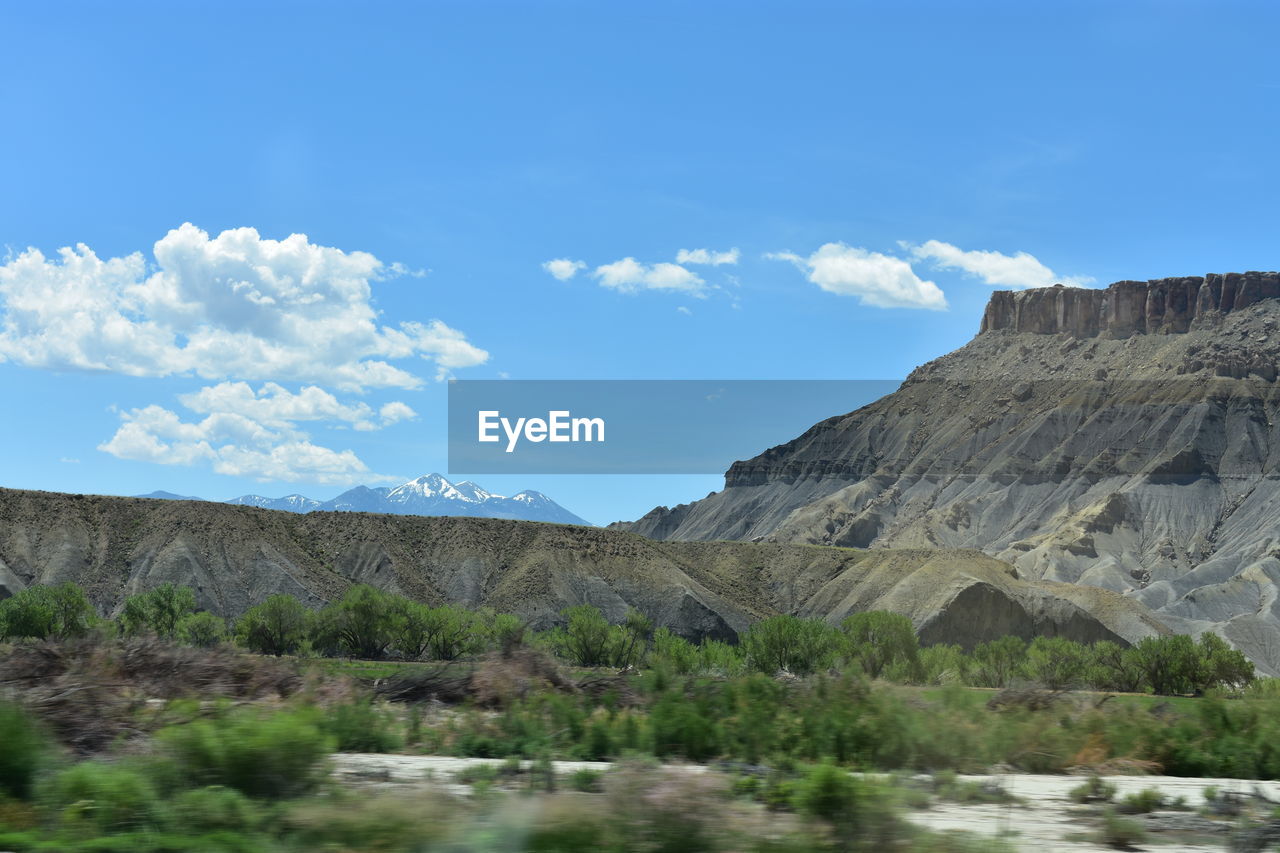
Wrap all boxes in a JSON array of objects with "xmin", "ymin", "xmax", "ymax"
[
  {"xmin": 617, "ymin": 273, "xmax": 1280, "ymax": 672},
  {"xmin": 981, "ymin": 272, "xmax": 1280, "ymax": 339},
  {"xmin": 0, "ymin": 487, "xmax": 1165, "ymax": 649}
]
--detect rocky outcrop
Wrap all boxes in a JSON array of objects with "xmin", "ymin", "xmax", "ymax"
[
  {"xmin": 618, "ymin": 274, "xmax": 1280, "ymax": 673},
  {"xmin": 0, "ymin": 487, "xmax": 1165, "ymax": 649},
  {"xmin": 980, "ymin": 272, "xmax": 1280, "ymax": 338}
]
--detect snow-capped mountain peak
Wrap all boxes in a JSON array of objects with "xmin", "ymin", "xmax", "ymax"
[
  {"xmin": 451, "ymin": 480, "xmax": 496, "ymax": 502},
  {"xmin": 220, "ymin": 474, "xmax": 589, "ymax": 525}
]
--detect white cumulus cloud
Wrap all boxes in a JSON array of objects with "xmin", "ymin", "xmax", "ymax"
[
  {"xmin": 176, "ymin": 381, "xmax": 416, "ymax": 432},
  {"xmin": 675, "ymin": 247, "xmax": 740, "ymax": 266},
  {"xmin": 768, "ymin": 243, "xmax": 948, "ymax": 311},
  {"xmin": 98, "ymin": 387, "xmax": 408, "ymax": 485},
  {"xmin": 0, "ymin": 223, "xmax": 482, "ymax": 484},
  {"xmin": 542, "ymin": 258, "xmax": 587, "ymax": 281},
  {"xmin": 904, "ymin": 240, "xmax": 1093, "ymax": 289},
  {"xmin": 593, "ymin": 257, "xmax": 705, "ymax": 295},
  {"xmin": 0, "ymin": 223, "xmax": 487, "ymax": 391}
]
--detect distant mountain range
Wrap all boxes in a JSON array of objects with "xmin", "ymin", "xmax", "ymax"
[{"xmin": 136, "ymin": 474, "xmax": 591, "ymax": 526}]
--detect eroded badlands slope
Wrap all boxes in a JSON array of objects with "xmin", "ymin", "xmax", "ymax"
[{"xmin": 619, "ymin": 273, "xmax": 1280, "ymax": 671}]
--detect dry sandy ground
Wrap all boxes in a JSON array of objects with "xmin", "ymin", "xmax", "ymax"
[{"xmin": 331, "ymin": 754, "xmax": 1266, "ymax": 851}]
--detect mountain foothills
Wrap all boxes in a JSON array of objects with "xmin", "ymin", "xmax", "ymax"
[
  {"xmin": 617, "ymin": 271, "xmax": 1280, "ymax": 673},
  {"xmin": 142, "ymin": 473, "xmax": 591, "ymax": 526},
  {"xmin": 0, "ymin": 486, "xmax": 1164, "ymax": 651}
]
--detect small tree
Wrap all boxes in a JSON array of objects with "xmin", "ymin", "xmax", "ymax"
[
  {"xmin": 840, "ymin": 611, "xmax": 919, "ymax": 680},
  {"xmin": 235, "ymin": 595, "xmax": 313, "ymax": 656},
  {"xmin": 742, "ymin": 614, "xmax": 840, "ymax": 676},
  {"xmin": 119, "ymin": 584, "xmax": 197, "ymax": 639},
  {"xmin": 0, "ymin": 583, "xmax": 95, "ymax": 640},
  {"xmin": 918, "ymin": 643, "xmax": 971, "ymax": 685},
  {"xmin": 1131, "ymin": 635, "xmax": 1202, "ymax": 695},
  {"xmin": 1087, "ymin": 641, "xmax": 1146, "ymax": 692},
  {"xmin": 177, "ymin": 611, "xmax": 229, "ymax": 648},
  {"xmin": 611, "ymin": 608, "xmax": 655, "ymax": 669},
  {"xmin": 972, "ymin": 636, "xmax": 1027, "ymax": 687},
  {"xmin": 559, "ymin": 604, "xmax": 614, "ymax": 667},
  {"xmin": 1196, "ymin": 632, "xmax": 1255, "ymax": 691},
  {"xmin": 321, "ymin": 585, "xmax": 400, "ymax": 659},
  {"xmin": 1026, "ymin": 636, "xmax": 1089, "ymax": 690},
  {"xmin": 396, "ymin": 603, "xmax": 482, "ymax": 661}
]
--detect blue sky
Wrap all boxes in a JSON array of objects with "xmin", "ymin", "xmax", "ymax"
[{"xmin": 2, "ymin": 0, "xmax": 1278, "ymax": 525}]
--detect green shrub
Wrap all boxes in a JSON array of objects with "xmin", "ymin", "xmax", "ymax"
[
  {"xmin": 1099, "ymin": 806, "xmax": 1146, "ymax": 848},
  {"xmin": 0, "ymin": 702, "xmax": 51, "ymax": 800},
  {"xmin": 569, "ymin": 767, "xmax": 604, "ymax": 792},
  {"xmin": 281, "ymin": 791, "xmax": 455, "ymax": 851},
  {"xmin": 320, "ymin": 700, "xmax": 403, "ymax": 753},
  {"xmin": 971, "ymin": 636, "xmax": 1027, "ymax": 688},
  {"xmin": 1068, "ymin": 775, "xmax": 1116, "ymax": 804},
  {"xmin": 1116, "ymin": 787, "xmax": 1164, "ymax": 814},
  {"xmin": 841, "ymin": 611, "xmax": 920, "ymax": 680},
  {"xmin": 119, "ymin": 584, "xmax": 197, "ymax": 639},
  {"xmin": 37, "ymin": 761, "xmax": 161, "ymax": 833},
  {"xmin": 556, "ymin": 604, "xmax": 614, "ymax": 667},
  {"xmin": 0, "ymin": 583, "xmax": 96, "ymax": 640},
  {"xmin": 235, "ymin": 594, "xmax": 313, "ymax": 656},
  {"xmin": 167, "ymin": 785, "xmax": 263, "ymax": 834},
  {"xmin": 1026, "ymin": 636, "xmax": 1088, "ymax": 690},
  {"xmin": 157, "ymin": 708, "xmax": 333, "ymax": 799},
  {"xmin": 176, "ymin": 611, "xmax": 229, "ymax": 648},
  {"xmin": 742, "ymin": 615, "xmax": 841, "ymax": 676},
  {"xmin": 319, "ymin": 585, "xmax": 399, "ymax": 659}
]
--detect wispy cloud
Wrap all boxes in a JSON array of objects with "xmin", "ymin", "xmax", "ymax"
[
  {"xmin": 767, "ymin": 243, "xmax": 947, "ymax": 311},
  {"xmin": 676, "ymin": 247, "xmax": 739, "ymax": 266},
  {"xmin": 903, "ymin": 240, "xmax": 1092, "ymax": 289},
  {"xmin": 541, "ymin": 258, "xmax": 586, "ymax": 281},
  {"xmin": 593, "ymin": 257, "xmax": 706, "ymax": 295}
]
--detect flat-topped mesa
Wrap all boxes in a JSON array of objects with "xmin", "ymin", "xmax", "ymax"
[{"xmin": 980, "ymin": 272, "xmax": 1280, "ymax": 338}]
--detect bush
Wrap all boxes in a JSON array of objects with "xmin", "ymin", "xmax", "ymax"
[
  {"xmin": 569, "ymin": 767, "xmax": 604, "ymax": 792},
  {"xmin": 235, "ymin": 595, "xmax": 313, "ymax": 656},
  {"xmin": 1116, "ymin": 787, "xmax": 1164, "ymax": 814},
  {"xmin": 0, "ymin": 583, "xmax": 95, "ymax": 641},
  {"xmin": 0, "ymin": 701, "xmax": 51, "ymax": 799},
  {"xmin": 157, "ymin": 708, "xmax": 333, "ymax": 799},
  {"xmin": 320, "ymin": 585, "xmax": 399, "ymax": 659},
  {"xmin": 1068, "ymin": 775, "xmax": 1116, "ymax": 804},
  {"xmin": 1099, "ymin": 806, "xmax": 1146, "ymax": 848},
  {"xmin": 841, "ymin": 611, "xmax": 920, "ymax": 680},
  {"xmin": 557, "ymin": 604, "xmax": 615, "ymax": 667},
  {"xmin": 742, "ymin": 615, "xmax": 841, "ymax": 676},
  {"xmin": 119, "ymin": 584, "xmax": 197, "ymax": 639},
  {"xmin": 37, "ymin": 761, "xmax": 161, "ymax": 833},
  {"xmin": 793, "ymin": 763, "xmax": 900, "ymax": 849},
  {"xmin": 1026, "ymin": 636, "xmax": 1088, "ymax": 690},
  {"xmin": 281, "ymin": 791, "xmax": 455, "ymax": 851},
  {"xmin": 177, "ymin": 611, "xmax": 229, "ymax": 648},
  {"xmin": 971, "ymin": 636, "xmax": 1026, "ymax": 687},
  {"xmin": 320, "ymin": 700, "xmax": 403, "ymax": 752},
  {"xmin": 397, "ymin": 602, "xmax": 483, "ymax": 661},
  {"xmin": 167, "ymin": 785, "xmax": 263, "ymax": 834}
]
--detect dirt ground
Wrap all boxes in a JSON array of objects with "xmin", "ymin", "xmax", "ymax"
[{"xmin": 331, "ymin": 754, "xmax": 1266, "ymax": 851}]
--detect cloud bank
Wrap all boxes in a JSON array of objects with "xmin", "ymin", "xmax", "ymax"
[{"xmin": 0, "ymin": 224, "xmax": 484, "ymax": 484}]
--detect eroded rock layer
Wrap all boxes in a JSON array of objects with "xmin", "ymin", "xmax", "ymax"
[
  {"xmin": 617, "ymin": 274, "xmax": 1280, "ymax": 672},
  {"xmin": 0, "ymin": 487, "xmax": 1164, "ymax": 649}
]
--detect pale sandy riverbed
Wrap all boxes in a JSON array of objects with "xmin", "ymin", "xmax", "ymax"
[{"xmin": 331, "ymin": 754, "xmax": 1267, "ymax": 851}]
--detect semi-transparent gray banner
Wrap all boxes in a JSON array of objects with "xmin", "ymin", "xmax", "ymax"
[{"xmin": 447, "ymin": 379, "xmax": 900, "ymax": 474}]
